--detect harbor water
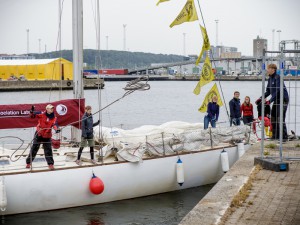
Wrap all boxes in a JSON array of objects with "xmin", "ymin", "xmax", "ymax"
[{"xmin": 1, "ymin": 80, "xmax": 300, "ymax": 224}]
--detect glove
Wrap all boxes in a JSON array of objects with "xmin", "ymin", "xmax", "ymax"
[
  {"xmin": 265, "ymin": 100, "xmax": 270, "ymax": 105},
  {"xmin": 255, "ymin": 98, "xmax": 262, "ymax": 105},
  {"xmin": 55, "ymin": 129, "xmax": 61, "ymax": 133},
  {"xmin": 30, "ymin": 105, "xmax": 35, "ymax": 113}
]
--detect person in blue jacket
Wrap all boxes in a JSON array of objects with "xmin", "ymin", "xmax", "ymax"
[
  {"xmin": 204, "ymin": 95, "xmax": 219, "ymax": 129},
  {"xmin": 76, "ymin": 105, "xmax": 100, "ymax": 165},
  {"xmin": 229, "ymin": 91, "xmax": 241, "ymax": 126},
  {"xmin": 259, "ymin": 64, "xmax": 289, "ymax": 140}
]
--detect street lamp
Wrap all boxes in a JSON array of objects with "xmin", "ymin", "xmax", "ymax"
[
  {"xmin": 183, "ymin": 33, "xmax": 186, "ymax": 56},
  {"xmin": 123, "ymin": 24, "xmax": 127, "ymax": 51},
  {"xmin": 26, "ymin": 29, "xmax": 30, "ymax": 55},
  {"xmin": 106, "ymin": 35, "xmax": 109, "ymax": 50},
  {"xmin": 38, "ymin": 38, "xmax": 41, "ymax": 54}
]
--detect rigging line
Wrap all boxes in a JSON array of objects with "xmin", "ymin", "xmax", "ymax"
[
  {"xmin": 195, "ymin": 0, "xmax": 230, "ymax": 120},
  {"xmin": 48, "ymin": 0, "xmax": 66, "ymax": 103},
  {"xmin": 90, "ymin": 0, "xmax": 98, "ymax": 47},
  {"xmin": 60, "ymin": 76, "xmax": 150, "ymax": 130}
]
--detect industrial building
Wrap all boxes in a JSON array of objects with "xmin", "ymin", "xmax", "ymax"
[
  {"xmin": 0, "ymin": 58, "xmax": 73, "ymax": 80},
  {"xmin": 253, "ymin": 36, "xmax": 268, "ymax": 57}
]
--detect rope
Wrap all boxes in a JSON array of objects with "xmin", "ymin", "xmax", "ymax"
[
  {"xmin": 59, "ymin": 76, "xmax": 151, "ymax": 130},
  {"xmin": 195, "ymin": 0, "xmax": 230, "ymax": 120}
]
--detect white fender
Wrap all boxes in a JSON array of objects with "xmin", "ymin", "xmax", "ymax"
[
  {"xmin": 0, "ymin": 177, "xmax": 7, "ymax": 211},
  {"xmin": 238, "ymin": 143, "xmax": 245, "ymax": 158},
  {"xmin": 176, "ymin": 158, "xmax": 184, "ymax": 186},
  {"xmin": 221, "ymin": 149, "xmax": 229, "ymax": 173}
]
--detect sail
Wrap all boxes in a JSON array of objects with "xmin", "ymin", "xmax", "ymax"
[{"xmin": 0, "ymin": 99, "xmax": 85, "ymax": 129}]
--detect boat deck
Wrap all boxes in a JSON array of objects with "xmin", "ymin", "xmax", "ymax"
[{"xmin": 0, "ymin": 143, "xmax": 234, "ymax": 175}]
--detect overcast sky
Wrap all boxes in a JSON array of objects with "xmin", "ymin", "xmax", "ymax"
[{"xmin": 0, "ymin": 0, "xmax": 299, "ymax": 56}]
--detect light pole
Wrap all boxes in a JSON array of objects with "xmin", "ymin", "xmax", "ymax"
[
  {"xmin": 26, "ymin": 29, "xmax": 30, "ymax": 55},
  {"xmin": 183, "ymin": 33, "xmax": 186, "ymax": 56},
  {"xmin": 38, "ymin": 38, "xmax": 41, "ymax": 54},
  {"xmin": 272, "ymin": 29, "xmax": 275, "ymax": 58},
  {"xmin": 277, "ymin": 30, "xmax": 282, "ymax": 51},
  {"xmin": 106, "ymin": 35, "xmax": 108, "ymax": 50},
  {"xmin": 215, "ymin": 19, "xmax": 219, "ymax": 47},
  {"xmin": 123, "ymin": 24, "xmax": 127, "ymax": 51}
]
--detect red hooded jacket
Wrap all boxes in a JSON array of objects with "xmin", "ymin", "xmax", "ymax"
[{"xmin": 31, "ymin": 111, "xmax": 58, "ymax": 138}]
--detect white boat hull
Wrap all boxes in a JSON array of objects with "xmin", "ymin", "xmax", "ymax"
[{"xmin": 3, "ymin": 145, "xmax": 246, "ymax": 215}]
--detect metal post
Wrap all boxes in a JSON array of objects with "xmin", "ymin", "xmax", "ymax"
[
  {"xmin": 272, "ymin": 29, "xmax": 275, "ymax": 58},
  {"xmin": 215, "ymin": 19, "xmax": 219, "ymax": 47},
  {"xmin": 295, "ymin": 77, "xmax": 297, "ymax": 134},
  {"xmin": 260, "ymin": 49, "xmax": 266, "ymax": 158},
  {"xmin": 209, "ymin": 128, "xmax": 213, "ymax": 148},
  {"xmin": 162, "ymin": 132, "xmax": 165, "ymax": 156},
  {"xmin": 279, "ymin": 48, "xmax": 284, "ymax": 162},
  {"xmin": 183, "ymin": 33, "xmax": 186, "ymax": 56}
]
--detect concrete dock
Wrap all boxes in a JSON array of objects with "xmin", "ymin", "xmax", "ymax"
[
  {"xmin": 0, "ymin": 79, "xmax": 104, "ymax": 91},
  {"xmin": 180, "ymin": 141, "xmax": 300, "ymax": 225},
  {"xmin": 171, "ymin": 75, "xmax": 300, "ymax": 81}
]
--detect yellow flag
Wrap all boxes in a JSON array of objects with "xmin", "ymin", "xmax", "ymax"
[
  {"xmin": 156, "ymin": 0, "xmax": 170, "ymax": 6},
  {"xmin": 170, "ymin": 0, "xmax": 198, "ymax": 28},
  {"xmin": 193, "ymin": 56, "xmax": 214, "ymax": 95},
  {"xmin": 195, "ymin": 25, "xmax": 211, "ymax": 65},
  {"xmin": 198, "ymin": 84, "xmax": 223, "ymax": 113}
]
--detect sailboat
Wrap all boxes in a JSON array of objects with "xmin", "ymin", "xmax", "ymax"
[{"xmin": 0, "ymin": 0, "xmax": 255, "ymax": 215}]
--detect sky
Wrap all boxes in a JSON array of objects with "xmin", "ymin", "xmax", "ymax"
[{"xmin": 0, "ymin": 0, "xmax": 299, "ymax": 56}]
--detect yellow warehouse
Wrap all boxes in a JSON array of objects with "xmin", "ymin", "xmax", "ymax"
[{"xmin": 0, "ymin": 58, "xmax": 73, "ymax": 80}]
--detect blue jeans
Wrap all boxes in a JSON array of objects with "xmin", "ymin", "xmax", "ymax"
[
  {"xmin": 204, "ymin": 115, "xmax": 216, "ymax": 129},
  {"xmin": 230, "ymin": 117, "xmax": 241, "ymax": 126}
]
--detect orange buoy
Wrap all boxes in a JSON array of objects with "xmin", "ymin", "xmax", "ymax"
[{"xmin": 89, "ymin": 173, "xmax": 104, "ymax": 195}]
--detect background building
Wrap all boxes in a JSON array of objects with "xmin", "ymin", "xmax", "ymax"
[
  {"xmin": 253, "ymin": 35, "xmax": 268, "ymax": 57},
  {"xmin": 0, "ymin": 58, "xmax": 73, "ymax": 80}
]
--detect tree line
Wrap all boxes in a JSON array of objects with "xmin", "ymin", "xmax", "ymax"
[{"xmin": 32, "ymin": 50, "xmax": 184, "ymax": 69}]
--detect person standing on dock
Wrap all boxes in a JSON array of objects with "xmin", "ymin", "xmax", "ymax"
[
  {"xmin": 26, "ymin": 104, "xmax": 60, "ymax": 170},
  {"xmin": 229, "ymin": 91, "xmax": 241, "ymax": 126},
  {"xmin": 204, "ymin": 95, "xmax": 219, "ymax": 129},
  {"xmin": 240, "ymin": 96, "xmax": 254, "ymax": 125},
  {"xmin": 76, "ymin": 105, "xmax": 100, "ymax": 166},
  {"xmin": 260, "ymin": 64, "xmax": 289, "ymax": 140}
]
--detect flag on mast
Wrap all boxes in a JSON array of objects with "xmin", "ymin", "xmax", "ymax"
[
  {"xmin": 198, "ymin": 84, "xmax": 223, "ymax": 112},
  {"xmin": 195, "ymin": 25, "xmax": 211, "ymax": 65},
  {"xmin": 193, "ymin": 56, "xmax": 215, "ymax": 95},
  {"xmin": 156, "ymin": 0, "xmax": 170, "ymax": 6},
  {"xmin": 170, "ymin": 0, "xmax": 198, "ymax": 28}
]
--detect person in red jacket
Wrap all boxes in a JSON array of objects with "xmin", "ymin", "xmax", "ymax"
[
  {"xmin": 26, "ymin": 104, "xmax": 60, "ymax": 170},
  {"xmin": 240, "ymin": 96, "xmax": 254, "ymax": 125}
]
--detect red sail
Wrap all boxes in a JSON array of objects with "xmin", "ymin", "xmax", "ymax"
[{"xmin": 0, "ymin": 99, "xmax": 85, "ymax": 129}]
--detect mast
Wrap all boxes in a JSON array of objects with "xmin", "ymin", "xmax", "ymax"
[
  {"xmin": 72, "ymin": 0, "xmax": 84, "ymax": 99},
  {"xmin": 72, "ymin": 0, "xmax": 84, "ymax": 142}
]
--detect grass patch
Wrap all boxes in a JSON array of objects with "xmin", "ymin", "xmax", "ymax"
[
  {"xmin": 295, "ymin": 144, "xmax": 300, "ymax": 148},
  {"xmin": 265, "ymin": 143, "xmax": 276, "ymax": 149},
  {"xmin": 263, "ymin": 151, "xmax": 270, "ymax": 156},
  {"xmin": 230, "ymin": 165, "xmax": 262, "ymax": 208},
  {"xmin": 219, "ymin": 165, "xmax": 262, "ymax": 225}
]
